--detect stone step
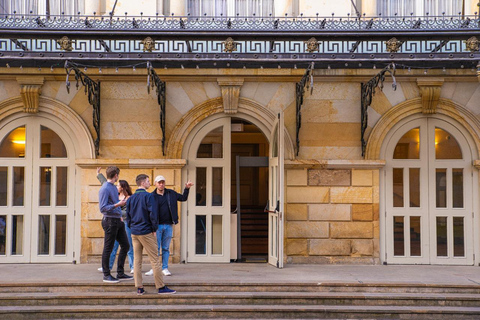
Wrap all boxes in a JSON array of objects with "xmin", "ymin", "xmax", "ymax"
[
  {"xmin": 2, "ymin": 304, "xmax": 480, "ymax": 319},
  {"xmin": 1, "ymin": 291, "xmax": 480, "ymax": 307},
  {"xmin": 2, "ymin": 282, "xmax": 480, "ymax": 294}
]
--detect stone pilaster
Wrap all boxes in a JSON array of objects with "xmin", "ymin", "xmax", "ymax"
[
  {"xmin": 416, "ymin": 78, "xmax": 444, "ymax": 114},
  {"xmin": 17, "ymin": 77, "xmax": 44, "ymax": 113},
  {"xmin": 217, "ymin": 78, "xmax": 244, "ymax": 114}
]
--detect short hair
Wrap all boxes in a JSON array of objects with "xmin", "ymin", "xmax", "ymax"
[
  {"xmin": 106, "ymin": 166, "xmax": 120, "ymax": 179},
  {"xmin": 136, "ymin": 174, "xmax": 149, "ymax": 186}
]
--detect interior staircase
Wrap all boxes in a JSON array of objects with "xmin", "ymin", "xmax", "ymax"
[{"xmin": 1, "ymin": 281, "xmax": 480, "ymax": 319}]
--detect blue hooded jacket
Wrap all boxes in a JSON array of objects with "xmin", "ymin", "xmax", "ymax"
[{"xmin": 126, "ymin": 189, "xmax": 158, "ymax": 236}]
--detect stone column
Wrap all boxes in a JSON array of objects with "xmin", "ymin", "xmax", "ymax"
[
  {"xmin": 16, "ymin": 77, "xmax": 44, "ymax": 114},
  {"xmin": 416, "ymin": 78, "xmax": 444, "ymax": 114},
  {"xmin": 217, "ymin": 78, "xmax": 244, "ymax": 114}
]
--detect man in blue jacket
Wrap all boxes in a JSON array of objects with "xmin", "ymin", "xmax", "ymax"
[
  {"xmin": 126, "ymin": 174, "xmax": 175, "ymax": 295},
  {"xmin": 145, "ymin": 175, "xmax": 193, "ymax": 276}
]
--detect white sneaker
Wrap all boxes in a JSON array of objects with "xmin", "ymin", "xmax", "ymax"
[
  {"xmin": 97, "ymin": 267, "xmax": 103, "ymax": 272},
  {"xmin": 130, "ymin": 269, "xmax": 134, "ymax": 274},
  {"xmin": 145, "ymin": 269, "xmax": 153, "ymax": 276},
  {"xmin": 162, "ymin": 269, "xmax": 172, "ymax": 276}
]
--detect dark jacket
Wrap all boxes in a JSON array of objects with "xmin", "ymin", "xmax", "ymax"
[
  {"xmin": 126, "ymin": 189, "xmax": 158, "ymax": 236},
  {"xmin": 150, "ymin": 188, "xmax": 189, "ymax": 225}
]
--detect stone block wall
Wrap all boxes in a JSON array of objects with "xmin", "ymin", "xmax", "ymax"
[
  {"xmin": 285, "ymin": 168, "xmax": 380, "ymax": 264},
  {"xmin": 80, "ymin": 166, "xmax": 184, "ymax": 264}
]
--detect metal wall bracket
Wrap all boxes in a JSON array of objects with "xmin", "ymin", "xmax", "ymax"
[
  {"xmin": 361, "ymin": 62, "xmax": 397, "ymax": 157},
  {"xmin": 147, "ymin": 61, "xmax": 167, "ymax": 156},
  {"xmin": 295, "ymin": 62, "xmax": 314, "ymax": 156},
  {"xmin": 65, "ymin": 61, "xmax": 101, "ymax": 156}
]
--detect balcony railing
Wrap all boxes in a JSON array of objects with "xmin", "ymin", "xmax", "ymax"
[{"xmin": 0, "ymin": 13, "xmax": 478, "ymax": 33}]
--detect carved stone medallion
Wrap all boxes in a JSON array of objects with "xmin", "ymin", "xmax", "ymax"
[
  {"xmin": 304, "ymin": 37, "xmax": 319, "ymax": 53},
  {"xmin": 223, "ymin": 37, "xmax": 238, "ymax": 53},
  {"xmin": 57, "ymin": 36, "xmax": 73, "ymax": 51},
  {"xmin": 465, "ymin": 36, "xmax": 479, "ymax": 52},
  {"xmin": 141, "ymin": 37, "xmax": 155, "ymax": 52},
  {"xmin": 385, "ymin": 37, "xmax": 404, "ymax": 53}
]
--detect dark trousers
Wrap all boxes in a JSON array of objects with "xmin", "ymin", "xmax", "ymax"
[{"xmin": 101, "ymin": 217, "xmax": 129, "ymax": 277}]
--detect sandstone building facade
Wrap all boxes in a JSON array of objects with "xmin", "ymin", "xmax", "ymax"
[{"xmin": 0, "ymin": 0, "xmax": 479, "ymax": 267}]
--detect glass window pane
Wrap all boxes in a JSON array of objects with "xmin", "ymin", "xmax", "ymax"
[
  {"xmin": 0, "ymin": 215, "xmax": 5, "ymax": 255},
  {"xmin": 56, "ymin": 167, "xmax": 68, "ymax": 206},
  {"xmin": 0, "ymin": 167, "xmax": 7, "ymax": 206},
  {"xmin": 212, "ymin": 215, "xmax": 222, "ymax": 255},
  {"xmin": 393, "ymin": 168, "xmax": 404, "ymax": 207},
  {"xmin": 13, "ymin": 167, "xmax": 24, "ymax": 206},
  {"xmin": 55, "ymin": 215, "xmax": 67, "ymax": 255},
  {"xmin": 393, "ymin": 216, "xmax": 405, "ymax": 256},
  {"xmin": 436, "ymin": 169, "xmax": 447, "ymax": 208},
  {"xmin": 212, "ymin": 167, "xmax": 223, "ymax": 206},
  {"xmin": 452, "ymin": 169, "xmax": 463, "ymax": 208},
  {"xmin": 453, "ymin": 217, "xmax": 465, "ymax": 257},
  {"xmin": 410, "ymin": 216, "xmax": 421, "ymax": 256},
  {"xmin": 197, "ymin": 126, "xmax": 223, "ymax": 158},
  {"xmin": 409, "ymin": 168, "xmax": 420, "ymax": 208},
  {"xmin": 0, "ymin": 126, "xmax": 25, "ymax": 158},
  {"xmin": 40, "ymin": 167, "xmax": 52, "ymax": 206},
  {"xmin": 40, "ymin": 126, "xmax": 67, "ymax": 158},
  {"xmin": 435, "ymin": 128, "xmax": 462, "ymax": 159},
  {"xmin": 196, "ymin": 168, "xmax": 206, "ymax": 206},
  {"xmin": 272, "ymin": 126, "xmax": 278, "ymax": 158},
  {"xmin": 12, "ymin": 215, "xmax": 23, "ymax": 255},
  {"xmin": 393, "ymin": 128, "xmax": 419, "ymax": 159},
  {"xmin": 38, "ymin": 215, "xmax": 50, "ymax": 255},
  {"xmin": 195, "ymin": 215, "xmax": 206, "ymax": 255},
  {"xmin": 436, "ymin": 217, "xmax": 448, "ymax": 257}
]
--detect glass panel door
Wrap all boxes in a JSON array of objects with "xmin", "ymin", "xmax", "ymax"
[
  {"xmin": 428, "ymin": 120, "xmax": 473, "ymax": 265},
  {"xmin": 0, "ymin": 123, "xmax": 32, "ymax": 263},
  {"xmin": 385, "ymin": 119, "xmax": 429, "ymax": 264},
  {"xmin": 30, "ymin": 121, "xmax": 74, "ymax": 263},
  {"xmin": 268, "ymin": 111, "xmax": 284, "ymax": 268},
  {"xmin": 385, "ymin": 117, "xmax": 473, "ymax": 265},
  {"xmin": 186, "ymin": 117, "xmax": 231, "ymax": 262},
  {"xmin": 0, "ymin": 118, "xmax": 75, "ymax": 263}
]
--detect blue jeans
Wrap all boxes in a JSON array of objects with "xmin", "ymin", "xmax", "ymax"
[
  {"xmin": 109, "ymin": 223, "xmax": 134, "ymax": 270},
  {"xmin": 156, "ymin": 224, "xmax": 173, "ymax": 270}
]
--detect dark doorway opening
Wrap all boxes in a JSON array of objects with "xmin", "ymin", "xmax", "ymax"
[{"xmin": 231, "ymin": 118, "xmax": 269, "ymax": 262}]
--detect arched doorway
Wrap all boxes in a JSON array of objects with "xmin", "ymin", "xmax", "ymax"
[
  {"xmin": 0, "ymin": 116, "xmax": 76, "ymax": 263},
  {"xmin": 382, "ymin": 115, "xmax": 476, "ymax": 265},
  {"xmin": 180, "ymin": 110, "xmax": 286, "ymax": 267}
]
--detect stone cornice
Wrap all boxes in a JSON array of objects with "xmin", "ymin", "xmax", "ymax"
[
  {"xmin": 75, "ymin": 159, "xmax": 186, "ymax": 169},
  {"xmin": 285, "ymin": 159, "xmax": 386, "ymax": 169}
]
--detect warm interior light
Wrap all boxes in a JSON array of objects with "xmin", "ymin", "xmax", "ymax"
[{"xmin": 12, "ymin": 140, "xmax": 25, "ymax": 145}]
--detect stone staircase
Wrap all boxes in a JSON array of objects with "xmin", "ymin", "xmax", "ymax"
[{"xmin": 1, "ymin": 281, "xmax": 480, "ymax": 319}]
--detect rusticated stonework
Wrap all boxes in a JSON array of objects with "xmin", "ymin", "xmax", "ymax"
[{"xmin": 308, "ymin": 169, "xmax": 351, "ymax": 186}]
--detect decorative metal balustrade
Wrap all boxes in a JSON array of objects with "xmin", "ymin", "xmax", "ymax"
[
  {"xmin": 0, "ymin": 13, "xmax": 478, "ymax": 33},
  {"xmin": 0, "ymin": 13, "xmax": 477, "ymax": 70}
]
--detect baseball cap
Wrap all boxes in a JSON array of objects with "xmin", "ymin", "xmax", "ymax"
[{"xmin": 154, "ymin": 175, "xmax": 166, "ymax": 183}]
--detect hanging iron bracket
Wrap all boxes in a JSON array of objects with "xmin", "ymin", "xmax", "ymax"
[
  {"xmin": 64, "ymin": 60, "xmax": 101, "ymax": 156},
  {"xmin": 295, "ymin": 62, "xmax": 314, "ymax": 156},
  {"xmin": 147, "ymin": 61, "xmax": 167, "ymax": 156},
  {"xmin": 361, "ymin": 62, "xmax": 397, "ymax": 157}
]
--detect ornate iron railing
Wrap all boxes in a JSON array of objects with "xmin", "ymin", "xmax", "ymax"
[{"xmin": 0, "ymin": 13, "xmax": 478, "ymax": 33}]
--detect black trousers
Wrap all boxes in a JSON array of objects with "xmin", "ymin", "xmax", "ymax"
[{"xmin": 101, "ymin": 217, "xmax": 129, "ymax": 276}]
